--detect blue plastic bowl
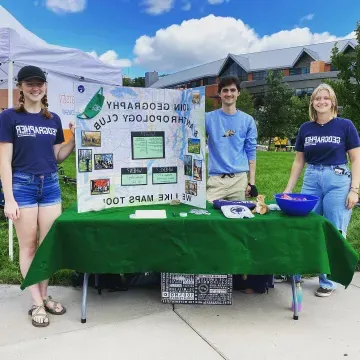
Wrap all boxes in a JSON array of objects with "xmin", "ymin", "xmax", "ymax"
[{"xmin": 274, "ymin": 193, "xmax": 319, "ymax": 216}]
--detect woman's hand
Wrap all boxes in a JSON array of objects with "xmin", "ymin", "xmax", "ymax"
[
  {"xmin": 4, "ymin": 199, "xmax": 20, "ymax": 221},
  {"xmin": 346, "ymin": 190, "xmax": 359, "ymax": 210},
  {"xmin": 69, "ymin": 122, "xmax": 77, "ymax": 137}
]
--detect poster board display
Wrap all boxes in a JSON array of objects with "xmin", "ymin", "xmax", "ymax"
[{"xmin": 75, "ymin": 84, "xmax": 206, "ymax": 213}]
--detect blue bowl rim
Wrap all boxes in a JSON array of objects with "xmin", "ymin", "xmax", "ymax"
[{"xmin": 274, "ymin": 193, "xmax": 320, "ymax": 202}]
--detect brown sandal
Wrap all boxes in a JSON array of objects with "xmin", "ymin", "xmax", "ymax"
[
  {"xmin": 28, "ymin": 304, "xmax": 50, "ymax": 328},
  {"xmin": 43, "ymin": 296, "xmax": 67, "ymax": 315}
]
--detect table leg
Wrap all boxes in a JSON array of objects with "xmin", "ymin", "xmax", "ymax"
[
  {"xmin": 95, "ymin": 274, "xmax": 102, "ymax": 295},
  {"xmin": 291, "ymin": 276, "xmax": 299, "ymax": 320},
  {"xmin": 81, "ymin": 273, "xmax": 89, "ymax": 323}
]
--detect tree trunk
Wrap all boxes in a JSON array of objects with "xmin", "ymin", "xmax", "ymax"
[{"xmin": 267, "ymin": 137, "xmax": 272, "ymax": 151}]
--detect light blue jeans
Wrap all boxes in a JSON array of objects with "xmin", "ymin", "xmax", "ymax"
[{"xmin": 296, "ymin": 164, "xmax": 352, "ymax": 290}]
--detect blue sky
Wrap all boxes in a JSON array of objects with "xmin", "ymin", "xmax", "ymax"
[{"xmin": 1, "ymin": 0, "xmax": 359, "ymax": 77}]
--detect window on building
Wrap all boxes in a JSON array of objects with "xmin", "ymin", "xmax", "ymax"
[
  {"xmin": 221, "ymin": 61, "xmax": 248, "ymax": 82},
  {"xmin": 189, "ymin": 79, "xmax": 201, "ymax": 88},
  {"xmin": 252, "ymin": 71, "xmax": 267, "ymax": 81},
  {"xmin": 294, "ymin": 88, "xmax": 314, "ymax": 97},
  {"xmin": 272, "ymin": 70, "xmax": 282, "ymax": 76},
  {"xmin": 306, "ymin": 87, "xmax": 314, "ymax": 95},
  {"xmin": 203, "ymin": 77, "xmax": 217, "ymax": 85},
  {"xmin": 289, "ymin": 67, "xmax": 310, "ymax": 76}
]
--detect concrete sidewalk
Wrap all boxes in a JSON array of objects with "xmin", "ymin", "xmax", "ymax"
[{"xmin": 0, "ymin": 274, "xmax": 359, "ymax": 360}]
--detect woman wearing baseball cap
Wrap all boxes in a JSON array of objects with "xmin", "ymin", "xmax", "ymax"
[{"xmin": 0, "ymin": 65, "xmax": 75, "ymax": 327}]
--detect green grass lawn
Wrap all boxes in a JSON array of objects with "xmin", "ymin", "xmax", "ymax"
[{"xmin": 0, "ymin": 151, "xmax": 359, "ymax": 285}]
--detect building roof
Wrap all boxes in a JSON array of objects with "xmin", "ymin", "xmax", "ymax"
[
  {"xmin": 152, "ymin": 58, "xmax": 224, "ymax": 88},
  {"xmin": 150, "ymin": 39, "xmax": 356, "ymax": 88}
]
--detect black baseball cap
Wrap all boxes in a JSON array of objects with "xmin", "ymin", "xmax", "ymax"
[{"xmin": 17, "ymin": 65, "xmax": 47, "ymax": 82}]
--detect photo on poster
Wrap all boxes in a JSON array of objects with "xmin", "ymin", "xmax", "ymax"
[
  {"xmin": 184, "ymin": 155, "xmax": 192, "ymax": 176},
  {"xmin": 185, "ymin": 180, "xmax": 197, "ymax": 196},
  {"xmin": 78, "ymin": 149, "xmax": 92, "ymax": 172},
  {"xmin": 81, "ymin": 131, "xmax": 101, "ymax": 147},
  {"xmin": 188, "ymin": 138, "xmax": 200, "ymax": 154},
  {"xmin": 192, "ymin": 91, "xmax": 201, "ymax": 105},
  {"xmin": 193, "ymin": 159, "xmax": 202, "ymax": 181},
  {"xmin": 91, "ymin": 179, "xmax": 110, "ymax": 195},
  {"xmin": 94, "ymin": 153, "xmax": 114, "ymax": 170}
]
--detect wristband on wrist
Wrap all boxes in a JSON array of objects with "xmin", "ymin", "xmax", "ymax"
[{"xmin": 247, "ymin": 183, "xmax": 258, "ymax": 197}]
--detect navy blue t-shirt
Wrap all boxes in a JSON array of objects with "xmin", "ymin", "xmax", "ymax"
[
  {"xmin": 0, "ymin": 109, "xmax": 65, "ymax": 175},
  {"xmin": 295, "ymin": 117, "xmax": 360, "ymax": 165}
]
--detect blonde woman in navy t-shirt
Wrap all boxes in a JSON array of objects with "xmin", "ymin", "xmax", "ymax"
[
  {"xmin": 0, "ymin": 66, "xmax": 75, "ymax": 327},
  {"xmin": 284, "ymin": 83, "xmax": 360, "ymax": 297}
]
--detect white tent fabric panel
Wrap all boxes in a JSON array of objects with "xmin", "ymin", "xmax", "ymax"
[
  {"xmin": 0, "ymin": 28, "xmax": 10, "ymax": 62},
  {"xmin": 0, "ymin": 5, "xmax": 122, "ymax": 85},
  {"xmin": 0, "ymin": 27, "xmax": 123, "ymax": 85}
]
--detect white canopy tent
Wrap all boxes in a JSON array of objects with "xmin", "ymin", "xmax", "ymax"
[
  {"xmin": 0, "ymin": 5, "xmax": 123, "ymax": 260},
  {"xmin": 0, "ymin": 5, "xmax": 122, "ymax": 84}
]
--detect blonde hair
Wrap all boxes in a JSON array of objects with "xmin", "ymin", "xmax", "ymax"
[{"xmin": 309, "ymin": 83, "xmax": 338, "ymax": 121}]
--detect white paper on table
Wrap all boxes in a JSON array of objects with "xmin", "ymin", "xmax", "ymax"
[
  {"xmin": 134, "ymin": 210, "xmax": 167, "ymax": 219},
  {"xmin": 268, "ymin": 204, "xmax": 281, "ymax": 211}
]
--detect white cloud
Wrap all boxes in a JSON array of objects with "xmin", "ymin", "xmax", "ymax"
[
  {"xmin": 88, "ymin": 50, "xmax": 132, "ymax": 67},
  {"xmin": 45, "ymin": 0, "xmax": 86, "ymax": 14},
  {"xmin": 182, "ymin": 1, "xmax": 191, "ymax": 11},
  {"xmin": 133, "ymin": 15, "xmax": 354, "ymax": 72},
  {"xmin": 345, "ymin": 31, "xmax": 356, "ymax": 39},
  {"xmin": 208, "ymin": 0, "xmax": 230, "ymax": 4},
  {"xmin": 300, "ymin": 13, "xmax": 314, "ymax": 22},
  {"xmin": 142, "ymin": 0, "xmax": 174, "ymax": 15}
]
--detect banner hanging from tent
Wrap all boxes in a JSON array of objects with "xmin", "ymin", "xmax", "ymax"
[{"xmin": 47, "ymin": 72, "xmax": 76, "ymax": 141}]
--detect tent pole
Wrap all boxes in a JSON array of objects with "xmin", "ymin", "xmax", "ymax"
[
  {"xmin": 8, "ymin": 60, "xmax": 13, "ymax": 107},
  {"xmin": 7, "ymin": 60, "xmax": 14, "ymax": 262}
]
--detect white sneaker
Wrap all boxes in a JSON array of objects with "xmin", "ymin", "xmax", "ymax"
[{"xmin": 315, "ymin": 287, "xmax": 334, "ymax": 297}]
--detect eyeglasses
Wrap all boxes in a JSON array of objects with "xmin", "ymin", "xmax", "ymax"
[{"xmin": 221, "ymin": 88, "xmax": 238, "ymax": 93}]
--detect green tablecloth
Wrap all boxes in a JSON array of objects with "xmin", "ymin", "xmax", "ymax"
[{"xmin": 21, "ymin": 203, "xmax": 358, "ymax": 289}]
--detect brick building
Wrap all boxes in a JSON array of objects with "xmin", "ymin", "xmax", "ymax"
[{"xmin": 145, "ymin": 39, "xmax": 356, "ymax": 101}]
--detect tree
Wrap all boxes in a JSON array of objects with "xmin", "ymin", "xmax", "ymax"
[
  {"xmin": 288, "ymin": 95, "xmax": 310, "ymax": 139},
  {"xmin": 122, "ymin": 77, "xmax": 146, "ymax": 87},
  {"xmin": 205, "ymin": 97, "xmax": 219, "ymax": 112},
  {"xmin": 122, "ymin": 77, "xmax": 132, "ymax": 86},
  {"xmin": 327, "ymin": 22, "xmax": 360, "ymax": 129},
  {"xmin": 133, "ymin": 77, "xmax": 145, "ymax": 87},
  {"xmin": 236, "ymin": 88, "xmax": 254, "ymax": 116},
  {"xmin": 254, "ymin": 70, "xmax": 294, "ymax": 149}
]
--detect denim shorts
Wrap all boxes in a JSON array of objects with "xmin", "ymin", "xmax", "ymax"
[{"xmin": 12, "ymin": 171, "xmax": 62, "ymax": 208}]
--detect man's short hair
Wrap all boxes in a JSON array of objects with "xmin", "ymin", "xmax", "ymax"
[{"xmin": 218, "ymin": 75, "xmax": 241, "ymax": 93}]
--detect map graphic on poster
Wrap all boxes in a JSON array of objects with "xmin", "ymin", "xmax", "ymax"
[{"xmin": 75, "ymin": 83, "xmax": 206, "ymax": 213}]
